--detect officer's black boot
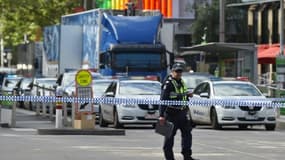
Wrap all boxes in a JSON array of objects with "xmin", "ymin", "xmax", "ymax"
[{"xmin": 182, "ymin": 151, "xmax": 196, "ymax": 160}]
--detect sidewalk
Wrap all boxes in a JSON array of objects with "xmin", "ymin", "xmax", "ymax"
[
  {"xmin": 277, "ymin": 115, "xmax": 285, "ymax": 130},
  {"xmin": 2, "ymin": 108, "xmax": 125, "ymax": 135},
  {"xmin": 3, "ymin": 108, "xmax": 285, "ymax": 131}
]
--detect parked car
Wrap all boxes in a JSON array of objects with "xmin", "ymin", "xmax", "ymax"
[
  {"xmin": 92, "ymin": 79, "xmax": 115, "ymax": 120},
  {"xmin": 0, "ymin": 76, "xmax": 22, "ymax": 107},
  {"xmin": 190, "ymin": 80, "xmax": 277, "ymax": 130},
  {"xmin": 56, "ymin": 70, "xmax": 103, "ymax": 97},
  {"xmin": 182, "ymin": 72, "xmax": 220, "ymax": 93},
  {"xmin": 30, "ymin": 77, "xmax": 57, "ymax": 111},
  {"xmin": 55, "ymin": 71, "xmax": 103, "ymax": 114},
  {"xmin": 99, "ymin": 79, "xmax": 161, "ymax": 128},
  {"xmin": 15, "ymin": 77, "xmax": 33, "ymax": 108}
]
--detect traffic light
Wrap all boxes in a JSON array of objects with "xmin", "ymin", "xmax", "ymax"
[
  {"xmin": 124, "ymin": 2, "xmax": 135, "ymax": 16},
  {"xmin": 3, "ymin": 49, "xmax": 12, "ymax": 67}
]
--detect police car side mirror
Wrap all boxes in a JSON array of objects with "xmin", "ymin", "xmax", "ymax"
[
  {"xmin": 105, "ymin": 92, "xmax": 114, "ymax": 97},
  {"xmin": 200, "ymin": 92, "xmax": 209, "ymax": 98}
]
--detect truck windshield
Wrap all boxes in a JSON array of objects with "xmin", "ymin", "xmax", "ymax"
[{"xmin": 112, "ymin": 52, "xmax": 165, "ymax": 71}]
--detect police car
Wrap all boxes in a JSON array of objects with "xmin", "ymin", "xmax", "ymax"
[
  {"xmin": 190, "ymin": 80, "xmax": 277, "ymax": 130},
  {"xmin": 99, "ymin": 79, "xmax": 161, "ymax": 128}
]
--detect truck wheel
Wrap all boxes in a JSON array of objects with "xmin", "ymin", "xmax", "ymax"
[
  {"xmin": 265, "ymin": 124, "xmax": 276, "ymax": 131},
  {"xmin": 99, "ymin": 109, "xmax": 108, "ymax": 127},
  {"xmin": 211, "ymin": 108, "xmax": 221, "ymax": 130},
  {"xmin": 114, "ymin": 110, "xmax": 123, "ymax": 129}
]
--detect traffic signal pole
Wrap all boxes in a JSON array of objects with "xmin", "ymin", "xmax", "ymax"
[{"xmin": 0, "ymin": 38, "xmax": 3, "ymax": 67}]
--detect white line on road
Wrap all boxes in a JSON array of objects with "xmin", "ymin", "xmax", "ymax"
[{"xmin": 11, "ymin": 128, "xmax": 37, "ymax": 131}]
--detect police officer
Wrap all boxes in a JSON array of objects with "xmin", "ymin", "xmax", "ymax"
[{"xmin": 159, "ymin": 63, "xmax": 196, "ymax": 160}]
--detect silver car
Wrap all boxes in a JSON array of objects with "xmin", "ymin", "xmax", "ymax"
[
  {"xmin": 99, "ymin": 79, "xmax": 161, "ymax": 128},
  {"xmin": 190, "ymin": 80, "xmax": 277, "ymax": 130},
  {"xmin": 92, "ymin": 79, "xmax": 114, "ymax": 120}
]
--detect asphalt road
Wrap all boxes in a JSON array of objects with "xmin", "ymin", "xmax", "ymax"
[{"xmin": 0, "ymin": 124, "xmax": 285, "ymax": 160}]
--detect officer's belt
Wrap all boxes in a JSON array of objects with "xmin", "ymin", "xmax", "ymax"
[{"xmin": 167, "ymin": 105, "xmax": 188, "ymax": 110}]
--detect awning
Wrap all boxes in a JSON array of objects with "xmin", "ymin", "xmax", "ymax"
[
  {"xmin": 180, "ymin": 42, "xmax": 256, "ymax": 55},
  {"xmin": 227, "ymin": 0, "xmax": 279, "ymax": 7},
  {"xmin": 258, "ymin": 44, "xmax": 284, "ymax": 64}
]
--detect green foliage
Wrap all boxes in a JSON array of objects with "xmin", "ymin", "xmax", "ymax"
[
  {"xmin": 191, "ymin": 0, "xmax": 248, "ymax": 44},
  {"xmin": 0, "ymin": 0, "xmax": 80, "ymax": 47},
  {"xmin": 191, "ymin": 0, "xmax": 219, "ymax": 44},
  {"xmin": 281, "ymin": 108, "xmax": 285, "ymax": 115}
]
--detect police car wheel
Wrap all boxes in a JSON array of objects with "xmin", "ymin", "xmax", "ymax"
[
  {"xmin": 114, "ymin": 110, "xmax": 123, "ymax": 128},
  {"xmin": 211, "ymin": 108, "xmax": 221, "ymax": 130},
  {"xmin": 265, "ymin": 124, "xmax": 276, "ymax": 131},
  {"xmin": 99, "ymin": 107, "xmax": 108, "ymax": 127}
]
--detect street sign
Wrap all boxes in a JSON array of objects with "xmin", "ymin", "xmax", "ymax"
[
  {"xmin": 75, "ymin": 70, "xmax": 92, "ymax": 87},
  {"xmin": 75, "ymin": 70, "xmax": 93, "ymax": 112},
  {"xmin": 74, "ymin": 70, "xmax": 94, "ymax": 129}
]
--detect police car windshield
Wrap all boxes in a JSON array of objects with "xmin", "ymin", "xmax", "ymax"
[
  {"xmin": 119, "ymin": 82, "xmax": 161, "ymax": 95},
  {"xmin": 213, "ymin": 83, "xmax": 262, "ymax": 96},
  {"xmin": 92, "ymin": 81, "xmax": 113, "ymax": 96}
]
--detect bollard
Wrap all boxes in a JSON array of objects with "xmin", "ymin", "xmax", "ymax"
[
  {"xmin": 36, "ymin": 84, "xmax": 40, "ymax": 116},
  {"xmin": 55, "ymin": 87, "xmax": 63, "ymax": 128},
  {"xmin": 11, "ymin": 90, "xmax": 17, "ymax": 128},
  {"xmin": 72, "ymin": 102, "xmax": 75, "ymax": 128},
  {"xmin": 49, "ymin": 90, "xmax": 54, "ymax": 120},
  {"xmin": 63, "ymin": 102, "xmax": 68, "ymax": 126},
  {"xmin": 42, "ymin": 87, "xmax": 47, "ymax": 117}
]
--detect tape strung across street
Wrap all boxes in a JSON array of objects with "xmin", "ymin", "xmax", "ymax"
[{"xmin": 1, "ymin": 95, "xmax": 285, "ymax": 108}]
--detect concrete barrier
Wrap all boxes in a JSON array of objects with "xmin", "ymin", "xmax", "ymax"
[{"xmin": 37, "ymin": 128, "xmax": 125, "ymax": 135}]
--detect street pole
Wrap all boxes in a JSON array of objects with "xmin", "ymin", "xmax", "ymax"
[
  {"xmin": 280, "ymin": 0, "xmax": 284, "ymax": 56},
  {"xmin": 219, "ymin": 0, "xmax": 225, "ymax": 42},
  {"xmin": 0, "ymin": 37, "xmax": 3, "ymax": 67},
  {"xmin": 276, "ymin": 0, "xmax": 285, "ymax": 118}
]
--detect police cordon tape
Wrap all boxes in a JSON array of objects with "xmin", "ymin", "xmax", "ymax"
[{"xmin": 1, "ymin": 95, "xmax": 285, "ymax": 108}]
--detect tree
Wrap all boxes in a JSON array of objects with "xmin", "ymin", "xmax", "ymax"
[
  {"xmin": 191, "ymin": 0, "xmax": 247, "ymax": 44},
  {"xmin": 0, "ymin": 0, "xmax": 80, "ymax": 47},
  {"xmin": 191, "ymin": 0, "xmax": 219, "ymax": 44}
]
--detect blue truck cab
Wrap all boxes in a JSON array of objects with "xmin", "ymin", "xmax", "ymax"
[{"xmin": 59, "ymin": 9, "xmax": 169, "ymax": 82}]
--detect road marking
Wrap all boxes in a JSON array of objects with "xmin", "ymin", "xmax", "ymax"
[
  {"xmin": 11, "ymin": 128, "xmax": 37, "ymax": 132},
  {"xmin": 0, "ymin": 134, "xmax": 21, "ymax": 137}
]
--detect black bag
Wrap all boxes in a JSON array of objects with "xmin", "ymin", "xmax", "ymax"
[{"xmin": 155, "ymin": 120, "xmax": 174, "ymax": 138}]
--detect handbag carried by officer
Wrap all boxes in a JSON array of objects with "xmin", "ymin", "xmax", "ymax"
[{"xmin": 154, "ymin": 120, "xmax": 174, "ymax": 138}]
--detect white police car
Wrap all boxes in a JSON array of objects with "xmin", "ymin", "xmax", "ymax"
[
  {"xmin": 99, "ymin": 79, "xmax": 161, "ymax": 128},
  {"xmin": 190, "ymin": 80, "xmax": 277, "ymax": 130}
]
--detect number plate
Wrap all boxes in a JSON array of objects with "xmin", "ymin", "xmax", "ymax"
[
  {"xmin": 245, "ymin": 115, "xmax": 258, "ymax": 120},
  {"xmin": 145, "ymin": 112, "xmax": 158, "ymax": 119}
]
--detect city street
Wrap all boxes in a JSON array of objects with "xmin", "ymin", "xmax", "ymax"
[{"xmin": 1, "ymin": 123, "xmax": 285, "ymax": 160}]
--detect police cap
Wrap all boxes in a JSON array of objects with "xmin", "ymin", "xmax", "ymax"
[{"xmin": 171, "ymin": 63, "xmax": 184, "ymax": 72}]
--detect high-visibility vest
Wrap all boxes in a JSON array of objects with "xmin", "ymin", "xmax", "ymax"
[{"xmin": 169, "ymin": 79, "xmax": 188, "ymax": 101}]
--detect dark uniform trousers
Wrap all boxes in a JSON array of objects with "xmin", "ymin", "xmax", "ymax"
[{"xmin": 163, "ymin": 107, "xmax": 192, "ymax": 160}]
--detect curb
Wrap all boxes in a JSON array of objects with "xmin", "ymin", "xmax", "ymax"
[{"xmin": 37, "ymin": 128, "xmax": 126, "ymax": 135}]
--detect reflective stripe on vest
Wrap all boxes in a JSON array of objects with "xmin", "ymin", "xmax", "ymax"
[{"xmin": 169, "ymin": 79, "xmax": 188, "ymax": 101}]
